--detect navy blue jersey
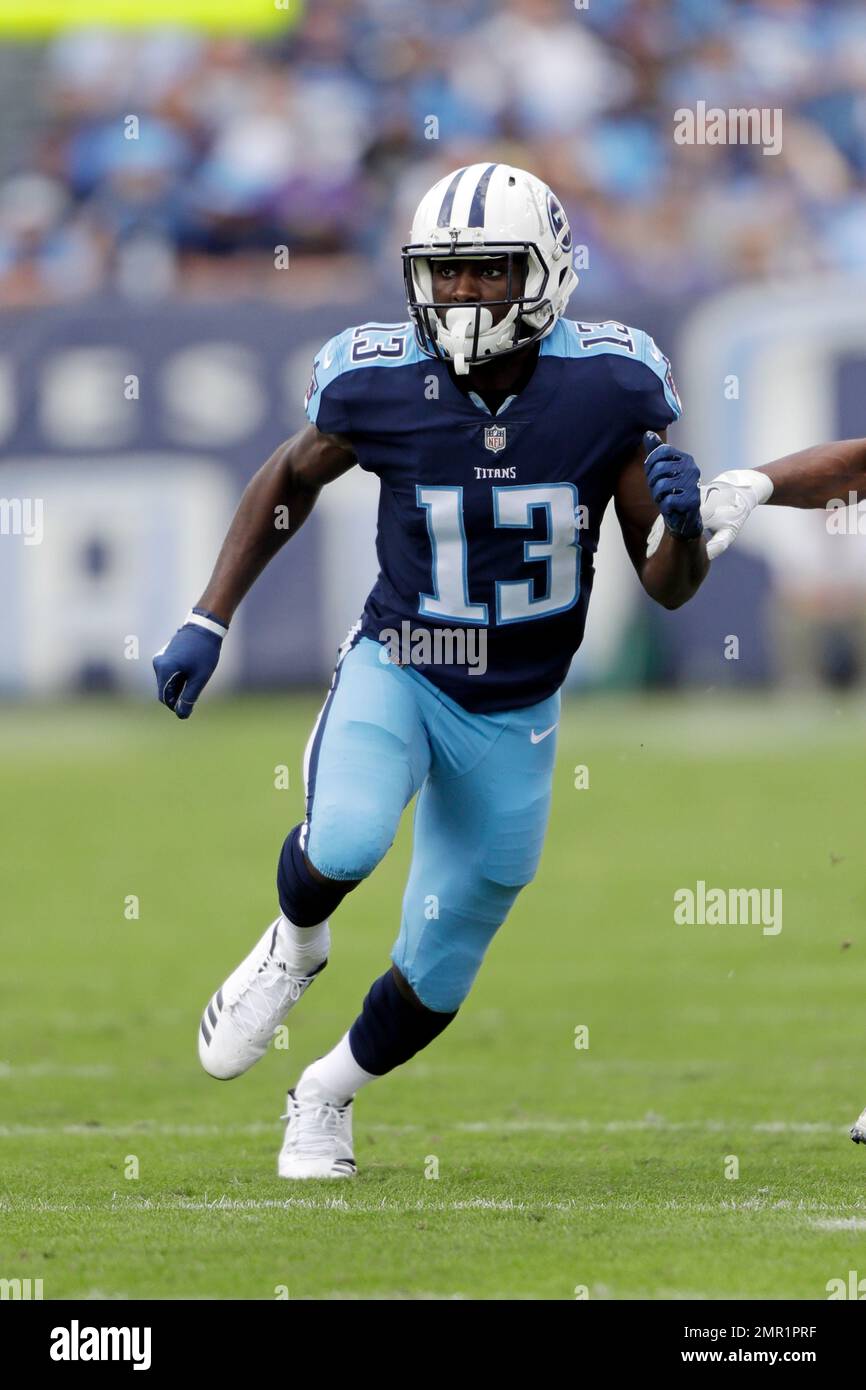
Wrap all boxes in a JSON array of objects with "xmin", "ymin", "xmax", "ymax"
[{"xmin": 304, "ymin": 317, "xmax": 682, "ymax": 713}]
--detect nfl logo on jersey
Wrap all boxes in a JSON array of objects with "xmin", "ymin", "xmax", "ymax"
[{"xmin": 484, "ymin": 425, "xmax": 506, "ymax": 453}]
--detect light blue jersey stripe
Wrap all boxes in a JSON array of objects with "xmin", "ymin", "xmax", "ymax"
[
  {"xmin": 543, "ymin": 318, "xmax": 682, "ymax": 417},
  {"xmin": 307, "ymin": 315, "xmax": 681, "ymax": 426},
  {"xmin": 305, "ymin": 322, "xmax": 424, "ymax": 425}
]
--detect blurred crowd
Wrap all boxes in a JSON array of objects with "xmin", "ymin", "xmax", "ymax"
[{"xmin": 2, "ymin": 0, "xmax": 866, "ymax": 305}]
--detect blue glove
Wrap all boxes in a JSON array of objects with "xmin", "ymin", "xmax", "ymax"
[
  {"xmin": 153, "ymin": 608, "xmax": 228, "ymax": 719},
  {"xmin": 643, "ymin": 430, "xmax": 703, "ymax": 540}
]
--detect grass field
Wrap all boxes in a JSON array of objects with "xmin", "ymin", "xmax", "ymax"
[{"xmin": 2, "ymin": 691, "xmax": 866, "ymax": 1300}]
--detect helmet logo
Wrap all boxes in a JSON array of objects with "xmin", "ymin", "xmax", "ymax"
[
  {"xmin": 546, "ymin": 192, "xmax": 572, "ymax": 252},
  {"xmin": 484, "ymin": 425, "xmax": 507, "ymax": 453}
]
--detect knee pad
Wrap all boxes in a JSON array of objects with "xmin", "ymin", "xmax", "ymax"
[
  {"xmin": 276, "ymin": 824, "xmax": 359, "ymax": 926},
  {"xmin": 307, "ymin": 798, "xmax": 397, "ymax": 881},
  {"xmin": 481, "ymin": 795, "xmax": 550, "ymax": 888},
  {"xmin": 392, "ymin": 877, "xmax": 522, "ymax": 1012},
  {"xmin": 391, "ymin": 947, "xmax": 485, "ymax": 1015}
]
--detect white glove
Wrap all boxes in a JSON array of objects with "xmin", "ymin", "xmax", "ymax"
[
  {"xmin": 645, "ymin": 469, "xmax": 774, "ymax": 560},
  {"xmin": 700, "ymin": 469, "xmax": 774, "ymax": 558}
]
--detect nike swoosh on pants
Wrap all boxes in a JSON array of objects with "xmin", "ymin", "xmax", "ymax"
[{"xmin": 530, "ymin": 725, "xmax": 557, "ymax": 744}]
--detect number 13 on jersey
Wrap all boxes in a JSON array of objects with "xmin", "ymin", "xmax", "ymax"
[{"xmin": 416, "ymin": 483, "xmax": 581, "ymax": 626}]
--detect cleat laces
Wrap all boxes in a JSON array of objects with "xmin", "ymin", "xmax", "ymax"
[
  {"xmin": 280, "ymin": 1094, "xmax": 353, "ymax": 1159},
  {"xmin": 228, "ymin": 958, "xmax": 306, "ymax": 1041}
]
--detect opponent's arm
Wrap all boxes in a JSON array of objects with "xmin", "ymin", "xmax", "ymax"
[
  {"xmin": 696, "ymin": 437, "xmax": 866, "ymax": 559},
  {"xmin": 758, "ymin": 437, "xmax": 866, "ymax": 507},
  {"xmin": 614, "ymin": 430, "xmax": 710, "ymax": 609},
  {"xmin": 154, "ymin": 424, "xmax": 356, "ymax": 718}
]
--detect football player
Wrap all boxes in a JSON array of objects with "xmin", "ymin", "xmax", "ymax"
[{"xmin": 153, "ymin": 162, "xmax": 715, "ymax": 1179}]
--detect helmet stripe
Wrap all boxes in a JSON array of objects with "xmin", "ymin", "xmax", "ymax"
[
  {"xmin": 466, "ymin": 163, "xmax": 498, "ymax": 230},
  {"xmin": 436, "ymin": 166, "xmax": 468, "ymax": 227}
]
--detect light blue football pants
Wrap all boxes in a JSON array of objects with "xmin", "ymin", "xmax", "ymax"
[{"xmin": 299, "ymin": 636, "xmax": 559, "ymax": 1012}]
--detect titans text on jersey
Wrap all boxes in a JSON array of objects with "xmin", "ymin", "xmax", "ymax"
[{"xmin": 305, "ymin": 316, "xmax": 682, "ymax": 713}]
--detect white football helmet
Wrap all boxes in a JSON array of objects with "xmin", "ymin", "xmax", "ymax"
[{"xmin": 402, "ymin": 162, "xmax": 579, "ymax": 375}]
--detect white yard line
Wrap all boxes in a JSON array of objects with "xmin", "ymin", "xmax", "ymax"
[
  {"xmin": 811, "ymin": 1218, "xmax": 866, "ymax": 1231},
  {"xmin": 0, "ymin": 1062, "xmax": 117, "ymax": 1079},
  {"xmin": 0, "ymin": 1117, "xmax": 851, "ymax": 1138},
  {"xmin": 3, "ymin": 1194, "xmax": 866, "ymax": 1218},
  {"xmin": 0, "ymin": 1196, "xmax": 581, "ymax": 1214},
  {"xmin": 0, "ymin": 1122, "xmax": 279, "ymax": 1138}
]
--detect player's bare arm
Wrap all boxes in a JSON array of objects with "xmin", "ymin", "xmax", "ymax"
[
  {"xmin": 614, "ymin": 434, "xmax": 710, "ymax": 610},
  {"xmin": 152, "ymin": 424, "xmax": 354, "ymax": 719},
  {"xmin": 197, "ymin": 424, "xmax": 356, "ymax": 623}
]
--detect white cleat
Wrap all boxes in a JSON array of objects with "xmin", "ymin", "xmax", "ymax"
[
  {"xmin": 198, "ymin": 918, "xmax": 328, "ymax": 1080},
  {"xmin": 278, "ymin": 1086, "xmax": 357, "ymax": 1179},
  {"xmin": 851, "ymin": 1106, "xmax": 866, "ymax": 1144}
]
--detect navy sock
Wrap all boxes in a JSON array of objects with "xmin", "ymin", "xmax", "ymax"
[
  {"xmin": 276, "ymin": 824, "xmax": 358, "ymax": 927},
  {"xmin": 349, "ymin": 968, "xmax": 457, "ymax": 1076}
]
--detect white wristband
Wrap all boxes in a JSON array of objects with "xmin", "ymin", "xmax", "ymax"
[
  {"xmin": 186, "ymin": 609, "xmax": 229, "ymax": 639},
  {"xmin": 712, "ymin": 469, "xmax": 774, "ymax": 504}
]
